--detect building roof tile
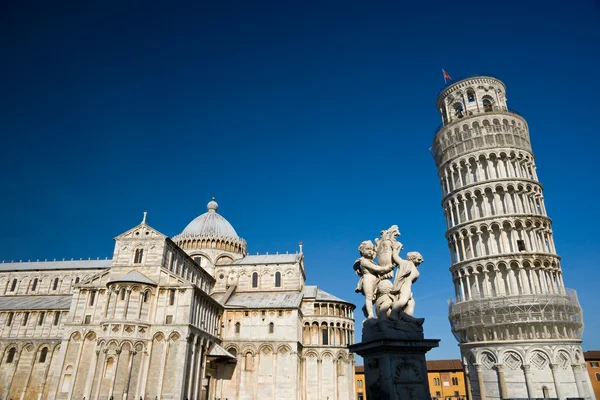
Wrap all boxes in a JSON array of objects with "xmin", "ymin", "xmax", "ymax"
[
  {"xmin": 426, "ymin": 359, "xmax": 464, "ymax": 371},
  {"xmin": 0, "ymin": 295, "xmax": 72, "ymax": 310},
  {"xmin": 0, "ymin": 259, "xmax": 112, "ymax": 272}
]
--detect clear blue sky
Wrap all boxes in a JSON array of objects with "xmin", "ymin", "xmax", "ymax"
[{"xmin": 1, "ymin": 1, "xmax": 599, "ymax": 360}]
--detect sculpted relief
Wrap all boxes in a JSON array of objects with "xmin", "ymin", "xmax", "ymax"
[{"xmin": 353, "ymin": 225, "xmax": 424, "ymax": 339}]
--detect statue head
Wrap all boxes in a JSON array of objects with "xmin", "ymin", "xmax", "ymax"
[
  {"xmin": 377, "ymin": 279, "xmax": 393, "ymax": 294},
  {"xmin": 406, "ymin": 252, "xmax": 424, "ymax": 266},
  {"xmin": 358, "ymin": 240, "xmax": 376, "ymax": 260}
]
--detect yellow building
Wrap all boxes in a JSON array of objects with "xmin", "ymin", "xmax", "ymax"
[
  {"xmin": 427, "ymin": 359, "xmax": 467, "ymax": 400},
  {"xmin": 584, "ymin": 350, "xmax": 600, "ymax": 400},
  {"xmin": 354, "ymin": 359, "xmax": 467, "ymax": 400},
  {"xmin": 355, "ymin": 365, "xmax": 366, "ymax": 400}
]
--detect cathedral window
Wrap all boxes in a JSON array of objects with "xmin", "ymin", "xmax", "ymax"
[
  {"xmin": 143, "ymin": 291, "xmax": 149, "ymax": 303},
  {"xmin": 38, "ymin": 312, "xmax": 45, "ymax": 326},
  {"xmin": 235, "ymin": 322, "xmax": 240, "ymax": 334},
  {"xmin": 121, "ymin": 288, "xmax": 126, "ymax": 301},
  {"xmin": 89, "ymin": 291, "xmax": 95, "ymax": 306},
  {"xmin": 542, "ymin": 386, "xmax": 550, "ymax": 397},
  {"xmin": 169, "ymin": 289, "xmax": 175, "ymax": 305},
  {"xmin": 165, "ymin": 315, "xmax": 173, "ymax": 324},
  {"xmin": 75, "ymin": 277, "xmax": 80, "ymax": 284},
  {"xmin": 22, "ymin": 312, "xmax": 29, "ymax": 325},
  {"xmin": 193, "ymin": 256, "xmax": 202, "ymax": 266},
  {"xmin": 278, "ymin": 310, "xmax": 283, "ymax": 317},
  {"xmin": 245, "ymin": 352, "xmax": 253, "ymax": 370},
  {"xmin": 517, "ymin": 240, "xmax": 526, "ymax": 252},
  {"xmin": 252, "ymin": 272, "xmax": 258, "ymax": 288},
  {"xmin": 6, "ymin": 347, "xmax": 16, "ymax": 363},
  {"xmin": 39, "ymin": 347, "xmax": 48, "ymax": 363},
  {"xmin": 134, "ymin": 248, "xmax": 144, "ymax": 264},
  {"xmin": 322, "ymin": 326, "xmax": 328, "ymax": 345},
  {"xmin": 84, "ymin": 315, "xmax": 91, "ymax": 324},
  {"xmin": 275, "ymin": 271, "xmax": 281, "ymax": 287},
  {"xmin": 269, "ymin": 322, "xmax": 274, "ymax": 334},
  {"xmin": 31, "ymin": 278, "xmax": 38, "ymax": 292},
  {"xmin": 10, "ymin": 279, "xmax": 17, "ymax": 291},
  {"xmin": 52, "ymin": 278, "xmax": 59, "ymax": 291},
  {"xmin": 53, "ymin": 312, "xmax": 60, "ymax": 326},
  {"xmin": 7, "ymin": 312, "xmax": 14, "ymax": 326},
  {"xmin": 228, "ymin": 348, "xmax": 237, "ymax": 358},
  {"xmin": 61, "ymin": 366, "xmax": 73, "ymax": 392}
]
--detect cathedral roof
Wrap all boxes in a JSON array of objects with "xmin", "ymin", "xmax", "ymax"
[
  {"xmin": 177, "ymin": 198, "xmax": 239, "ymax": 240},
  {"xmin": 214, "ymin": 291, "xmax": 303, "ymax": 309},
  {"xmin": 222, "ymin": 253, "xmax": 300, "ymax": 265},
  {"xmin": 0, "ymin": 259, "xmax": 112, "ymax": 272},
  {"xmin": 108, "ymin": 270, "xmax": 156, "ymax": 286},
  {"xmin": 303, "ymin": 285, "xmax": 353, "ymax": 305},
  {"xmin": 208, "ymin": 343, "xmax": 237, "ymax": 360},
  {"xmin": 0, "ymin": 295, "xmax": 72, "ymax": 310}
]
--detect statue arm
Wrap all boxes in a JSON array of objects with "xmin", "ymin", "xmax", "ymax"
[{"xmin": 361, "ymin": 258, "xmax": 394, "ymax": 274}]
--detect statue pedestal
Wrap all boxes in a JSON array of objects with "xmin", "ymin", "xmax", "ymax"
[{"xmin": 349, "ymin": 319, "xmax": 439, "ymax": 400}]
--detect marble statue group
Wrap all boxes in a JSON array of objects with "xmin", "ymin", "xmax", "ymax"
[{"xmin": 353, "ymin": 225, "xmax": 424, "ymax": 325}]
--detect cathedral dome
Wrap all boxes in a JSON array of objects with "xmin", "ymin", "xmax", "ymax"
[{"xmin": 180, "ymin": 199, "xmax": 239, "ymax": 239}]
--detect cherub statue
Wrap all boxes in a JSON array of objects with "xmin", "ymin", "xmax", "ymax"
[
  {"xmin": 353, "ymin": 240, "xmax": 395, "ymax": 319},
  {"xmin": 389, "ymin": 252, "xmax": 424, "ymax": 321}
]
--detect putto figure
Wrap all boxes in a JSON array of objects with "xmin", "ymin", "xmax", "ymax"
[{"xmin": 353, "ymin": 226, "xmax": 424, "ymax": 323}]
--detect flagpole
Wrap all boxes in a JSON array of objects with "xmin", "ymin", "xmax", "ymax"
[{"xmin": 442, "ymin": 68, "xmax": 447, "ymax": 85}]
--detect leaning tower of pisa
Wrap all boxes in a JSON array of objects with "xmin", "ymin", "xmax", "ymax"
[{"xmin": 431, "ymin": 75, "xmax": 594, "ymax": 400}]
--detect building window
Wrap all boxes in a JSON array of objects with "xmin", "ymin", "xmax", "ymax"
[
  {"xmin": 53, "ymin": 278, "xmax": 59, "ymax": 291},
  {"xmin": 31, "ymin": 278, "xmax": 38, "ymax": 292},
  {"xmin": 245, "ymin": 352, "xmax": 254, "ymax": 370},
  {"xmin": 433, "ymin": 377, "xmax": 440, "ymax": 386},
  {"xmin": 193, "ymin": 256, "xmax": 202, "ymax": 266},
  {"xmin": 252, "ymin": 272, "xmax": 258, "ymax": 288},
  {"xmin": 7, "ymin": 312, "xmax": 14, "ymax": 326},
  {"xmin": 10, "ymin": 279, "xmax": 17, "ymax": 291},
  {"xmin": 53, "ymin": 312, "xmax": 60, "ymax": 326},
  {"xmin": 357, "ymin": 379, "xmax": 363, "ymax": 388},
  {"xmin": 22, "ymin": 312, "xmax": 29, "ymax": 325},
  {"xmin": 143, "ymin": 291, "xmax": 149, "ymax": 303},
  {"xmin": 74, "ymin": 277, "xmax": 80, "ymax": 284},
  {"xmin": 169, "ymin": 289, "xmax": 175, "ymax": 305},
  {"xmin": 120, "ymin": 288, "xmax": 126, "ymax": 300},
  {"xmin": 454, "ymin": 391, "xmax": 459, "ymax": 396},
  {"xmin": 89, "ymin": 291, "xmax": 96, "ymax": 306},
  {"xmin": 275, "ymin": 271, "xmax": 281, "ymax": 287},
  {"xmin": 596, "ymin": 372, "xmax": 600, "ymax": 382},
  {"xmin": 358, "ymin": 394, "xmax": 364, "ymax": 400},
  {"xmin": 435, "ymin": 391, "xmax": 441, "ymax": 397},
  {"xmin": 39, "ymin": 347, "xmax": 48, "ymax": 363},
  {"xmin": 38, "ymin": 312, "xmax": 45, "ymax": 326},
  {"xmin": 454, "ymin": 103, "xmax": 464, "ymax": 118},
  {"xmin": 61, "ymin": 366, "xmax": 73, "ymax": 392},
  {"xmin": 467, "ymin": 89, "xmax": 475, "ymax": 102},
  {"xmin": 591, "ymin": 361, "xmax": 599, "ymax": 368},
  {"xmin": 322, "ymin": 327, "xmax": 329, "ymax": 345},
  {"xmin": 482, "ymin": 98, "xmax": 493, "ymax": 112},
  {"xmin": 134, "ymin": 248, "xmax": 144, "ymax": 264},
  {"xmin": 244, "ymin": 311, "xmax": 249, "ymax": 317},
  {"xmin": 84, "ymin": 315, "xmax": 91, "ymax": 324},
  {"xmin": 278, "ymin": 310, "xmax": 283, "ymax": 317},
  {"xmin": 6, "ymin": 347, "xmax": 16, "ymax": 363},
  {"xmin": 452, "ymin": 376, "xmax": 459, "ymax": 385},
  {"xmin": 235, "ymin": 322, "xmax": 241, "ymax": 334},
  {"xmin": 517, "ymin": 240, "xmax": 526, "ymax": 252},
  {"xmin": 542, "ymin": 386, "xmax": 550, "ymax": 397},
  {"xmin": 269, "ymin": 322, "xmax": 274, "ymax": 334},
  {"xmin": 165, "ymin": 315, "xmax": 173, "ymax": 324}
]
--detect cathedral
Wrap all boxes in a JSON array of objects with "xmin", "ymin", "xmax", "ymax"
[{"xmin": 0, "ymin": 199, "xmax": 356, "ymax": 400}]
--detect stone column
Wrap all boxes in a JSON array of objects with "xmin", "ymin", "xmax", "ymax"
[
  {"xmin": 571, "ymin": 363, "xmax": 587, "ymax": 398},
  {"xmin": 550, "ymin": 363, "xmax": 563, "ymax": 400},
  {"xmin": 495, "ymin": 364, "xmax": 508, "ymax": 399},
  {"xmin": 473, "ymin": 364, "xmax": 487, "ymax": 400},
  {"xmin": 523, "ymin": 364, "xmax": 534, "ymax": 398},
  {"xmin": 123, "ymin": 350, "xmax": 136, "ymax": 400},
  {"xmin": 108, "ymin": 349, "xmax": 122, "ymax": 400}
]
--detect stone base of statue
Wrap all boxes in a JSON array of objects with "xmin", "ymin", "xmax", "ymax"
[{"xmin": 349, "ymin": 318, "xmax": 440, "ymax": 400}]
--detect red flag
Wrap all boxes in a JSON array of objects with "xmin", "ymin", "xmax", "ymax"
[{"xmin": 442, "ymin": 69, "xmax": 453, "ymax": 84}]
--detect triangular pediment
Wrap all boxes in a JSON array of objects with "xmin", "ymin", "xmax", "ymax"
[
  {"xmin": 114, "ymin": 222, "xmax": 166, "ymax": 240},
  {"xmin": 79, "ymin": 270, "xmax": 110, "ymax": 286}
]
